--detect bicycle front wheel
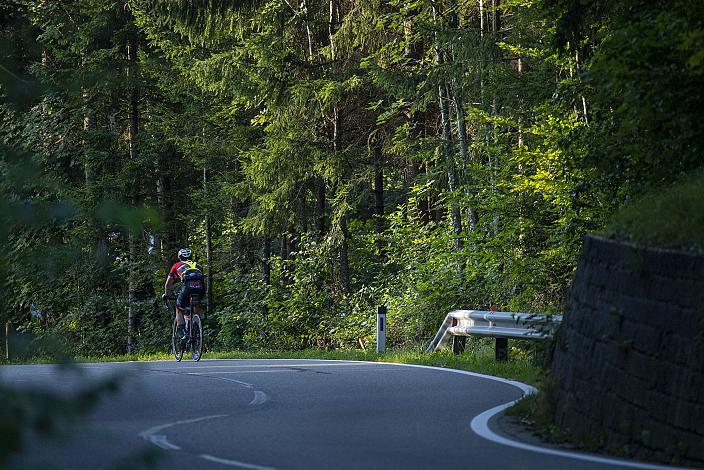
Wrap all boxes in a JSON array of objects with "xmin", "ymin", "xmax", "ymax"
[
  {"xmin": 190, "ymin": 314, "xmax": 203, "ymax": 362},
  {"xmin": 172, "ymin": 317, "xmax": 184, "ymax": 362}
]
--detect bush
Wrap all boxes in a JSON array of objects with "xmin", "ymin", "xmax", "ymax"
[{"xmin": 606, "ymin": 171, "xmax": 704, "ymax": 254}]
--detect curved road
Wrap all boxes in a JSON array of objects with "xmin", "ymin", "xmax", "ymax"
[{"xmin": 2, "ymin": 360, "xmax": 676, "ymax": 469}]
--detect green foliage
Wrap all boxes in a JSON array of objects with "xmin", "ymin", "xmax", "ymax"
[
  {"xmin": 382, "ymin": 208, "xmax": 468, "ymax": 345},
  {"xmin": 0, "ymin": 367, "xmax": 121, "ymax": 467},
  {"xmin": 214, "ymin": 268, "xmax": 268, "ymax": 350},
  {"xmin": 51, "ymin": 346, "xmax": 545, "ymax": 387},
  {"xmin": 505, "ymin": 376, "xmax": 567, "ymax": 442},
  {"xmin": 4, "ymin": 0, "xmax": 703, "ymax": 362},
  {"xmin": 1, "ymin": 51, "xmax": 139, "ymax": 470},
  {"xmin": 589, "ymin": 8, "xmax": 704, "ymax": 183},
  {"xmin": 606, "ymin": 171, "xmax": 704, "ymax": 254},
  {"xmin": 3, "ymin": 0, "xmax": 703, "ymax": 466}
]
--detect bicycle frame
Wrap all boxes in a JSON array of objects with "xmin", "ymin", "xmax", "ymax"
[
  {"xmin": 164, "ymin": 295, "xmax": 200, "ymax": 322},
  {"xmin": 164, "ymin": 295, "xmax": 203, "ymax": 362}
]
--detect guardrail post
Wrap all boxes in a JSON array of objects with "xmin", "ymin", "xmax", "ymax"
[
  {"xmin": 495, "ymin": 337, "xmax": 508, "ymax": 361},
  {"xmin": 376, "ymin": 306, "xmax": 386, "ymax": 353},
  {"xmin": 452, "ymin": 336, "xmax": 466, "ymax": 354}
]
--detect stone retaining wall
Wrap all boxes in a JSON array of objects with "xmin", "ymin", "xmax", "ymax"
[{"xmin": 551, "ymin": 235, "xmax": 704, "ymax": 465}]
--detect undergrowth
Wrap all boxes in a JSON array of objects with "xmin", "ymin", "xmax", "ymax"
[{"xmin": 606, "ymin": 171, "xmax": 704, "ymax": 253}]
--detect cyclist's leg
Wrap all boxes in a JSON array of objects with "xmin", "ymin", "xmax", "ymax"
[
  {"xmin": 187, "ymin": 281, "xmax": 205, "ymax": 359},
  {"xmin": 191, "ymin": 287, "xmax": 204, "ymax": 316},
  {"xmin": 175, "ymin": 287, "xmax": 191, "ymax": 338},
  {"xmin": 175, "ymin": 307, "xmax": 185, "ymax": 325}
]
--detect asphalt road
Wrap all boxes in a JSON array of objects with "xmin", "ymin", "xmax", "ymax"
[{"xmin": 1, "ymin": 359, "xmax": 676, "ymax": 470}]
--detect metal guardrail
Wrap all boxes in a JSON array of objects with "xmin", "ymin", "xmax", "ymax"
[{"xmin": 426, "ymin": 310, "xmax": 563, "ymax": 359}]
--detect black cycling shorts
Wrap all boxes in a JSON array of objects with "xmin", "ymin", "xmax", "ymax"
[{"xmin": 176, "ymin": 272, "xmax": 205, "ymax": 309}]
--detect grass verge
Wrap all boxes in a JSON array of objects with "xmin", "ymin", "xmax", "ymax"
[
  {"xmin": 605, "ymin": 170, "xmax": 704, "ymax": 253},
  {"xmin": 504, "ymin": 378, "xmax": 570, "ymax": 443},
  {"xmin": 7, "ymin": 340, "xmax": 544, "ymax": 387}
]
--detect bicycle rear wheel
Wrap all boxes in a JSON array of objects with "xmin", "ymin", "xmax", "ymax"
[
  {"xmin": 190, "ymin": 314, "xmax": 203, "ymax": 361},
  {"xmin": 172, "ymin": 317, "xmax": 184, "ymax": 362}
]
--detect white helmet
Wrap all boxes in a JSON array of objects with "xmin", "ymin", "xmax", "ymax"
[{"xmin": 178, "ymin": 248, "xmax": 192, "ymax": 261}]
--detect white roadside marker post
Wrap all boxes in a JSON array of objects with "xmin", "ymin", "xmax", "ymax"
[{"xmin": 376, "ymin": 306, "xmax": 387, "ymax": 353}]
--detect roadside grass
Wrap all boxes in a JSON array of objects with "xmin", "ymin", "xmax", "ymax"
[
  {"xmin": 605, "ymin": 170, "xmax": 704, "ymax": 253},
  {"xmin": 505, "ymin": 380, "xmax": 691, "ymax": 466},
  {"xmin": 504, "ymin": 378, "xmax": 570, "ymax": 444},
  {"xmin": 6, "ymin": 339, "xmax": 543, "ymax": 387}
]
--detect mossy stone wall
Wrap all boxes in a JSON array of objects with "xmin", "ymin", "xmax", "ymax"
[{"xmin": 552, "ymin": 235, "xmax": 704, "ymax": 465}]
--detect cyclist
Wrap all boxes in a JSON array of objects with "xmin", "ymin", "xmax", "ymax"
[{"xmin": 162, "ymin": 248, "xmax": 205, "ymax": 342}]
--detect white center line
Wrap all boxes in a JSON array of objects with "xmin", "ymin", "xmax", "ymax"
[
  {"xmin": 185, "ymin": 368, "xmax": 399, "ymax": 375},
  {"xmin": 139, "ymin": 371, "xmax": 269, "ymax": 468},
  {"xmin": 139, "ymin": 414, "xmax": 228, "ymax": 450},
  {"xmin": 171, "ymin": 362, "xmax": 369, "ymax": 369},
  {"xmin": 249, "ymin": 391, "xmax": 268, "ymax": 406},
  {"xmin": 188, "ymin": 370, "xmax": 297, "ymax": 375},
  {"xmin": 201, "ymin": 454, "xmax": 279, "ymax": 470}
]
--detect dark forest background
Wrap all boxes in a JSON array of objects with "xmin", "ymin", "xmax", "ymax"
[{"xmin": 2, "ymin": 0, "xmax": 703, "ymax": 357}]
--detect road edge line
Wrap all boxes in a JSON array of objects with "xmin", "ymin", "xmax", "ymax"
[
  {"xmin": 60, "ymin": 357, "xmax": 690, "ymax": 469},
  {"xmin": 371, "ymin": 362, "xmax": 686, "ymax": 470}
]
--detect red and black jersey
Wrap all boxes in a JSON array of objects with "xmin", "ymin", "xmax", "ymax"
[{"xmin": 168, "ymin": 260, "xmax": 204, "ymax": 282}]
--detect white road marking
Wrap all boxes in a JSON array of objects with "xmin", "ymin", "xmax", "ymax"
[
  {"xmin": 470, "ymin": 402, "xmax": 685, "ymax": 470},
  {"xmin": 185, "ymin": 368, "xmax": 396, "ymax": 375},
  {"xmin": 180, "ymin": 374, "xmax": 269, "ymax": 406},
  {"xmin": 139, "ymin": 370, "xmax": 270, "ymax": 468},
  {"xmin": 249, "ymin": 391, "xmax": 268, "ymax": 406},
  {"xmin": 184, "ymin": 372, "xmax": 253, "ymax": 386},
  {"xmin": 148, "ymin": 434, "xmax": 180, "ymax": 451},
  {"xmin": 189, "ymin": 370, "xmax": 296, "ymax": 374},
  {"xmin": 139, "ymin": 414, "xmax": 228, "ymax": 450},
  {"xmin": 201, "ymin": 454, "xmax": 279, "ymax": 470},
  {"xmin": 172, "ymin": 362, "xmax": 365, "ymax": 369},
  {"xmin": 376, "ymin": 362, "xmax": 684, "ymax": 470},
  {"xmin": 87, "ymin": 358, "xmax": 683, "ymax": 469}
]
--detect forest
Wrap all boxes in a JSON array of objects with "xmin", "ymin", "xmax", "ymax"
[{"xmin": 1, "ymin": 0, "xmax": 703, "ymax": 357}]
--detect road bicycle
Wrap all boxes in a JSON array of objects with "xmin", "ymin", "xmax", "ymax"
[{"xmin": 164, "ymin": 293, "xmax": 203, "ymax": 362}]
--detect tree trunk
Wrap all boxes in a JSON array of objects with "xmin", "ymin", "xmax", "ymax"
[
  {"xmin": 127, "ymin": 47, "xmax": 138, "ymax": 162},
  {"xmin": 261, "ymin": 235, "xmax": 271, "ymax": 318},
  {"xmin": 450, "ymin": 78, "xmax": 477, "ymax": 232},
  {"xmin": 280, "ymin": 234, "xmax": 289, "ymax": 260},
  {"xmin": 83, "ymin": 92, "xmax": 94, "ymax": 185},
  {"xmin": 433, "ymin": 7, "xmax": 463, "ymax": 252},
  {"xmin": 127, "ymin": 233, "xmax": 137, "ymax": 355},
  {"xmin": 491, "ymin": 1, "xmax": 502, "ymax": 236},
  {"xmin": 154, "ymin": 155, "xmax": 167, "ymax": 257},
  {"xmin": 480, "ymin": 0, "xmax": 486, "ymax": 39},
  {"xmin": 438, "ymin": 79, "xmax": 463, "ymax": 251},
  {"xmin": 479, "ymin": 0, "xmax": 502, "ymax": 237},
  {"xmin": 297, "ymin": 190, "xmax": 308, "ymax": 234},
  {"xmin": 422, "ymin": 160, "xmax": 432, "ymax": 224},
  {"xmin": 373, "ymin": 143, "xmax": 385, "ymax": 258},
  {"xmin": 204, "ymin": 169, "xmax": 213, "ymax": 316},
  {"xmin": 402, "ymin": 13, "xmax": 430, "ymax": 224},
  {"xmin": 316, "ymin": 177, "xmax": 326, "ymax": 237},
  {"xmin": 332, "ymin": 106, "xmax": 350, "ymax": 295},
  {"xmin": 280, "ymin": 233, "xmax": 292, "ymax": 286},
  {"xmin": 328, "ymin": 0, "xmax": 337, "ymax": 64},
  {"xmin": 262, "ymin": 236, "xmax": 271, "ymax": 285},
  {"xmin": 339, "ymin": 212, "xmax": 350, "ymax": 295},
  {"xmin": 320, "ymin": 0, "xmax": 349, "ymax": 295},
  {"xmin": 400, "ymin": 160, "xmax": 417, "ymax": 222},
  {"xmin": 301, "ymin": 0, "xmax": 315, "ymax": 61},
  {"xmin": 126, "ymin": 25, "xmax": 139, "ymax": 355},
  {"xmin": 491, "ymin": 0, "xmax": 501, "ymax": 33},
  {"xmin": 575, "ymin": 50, "xmax": 589, "ymax": 123}
]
